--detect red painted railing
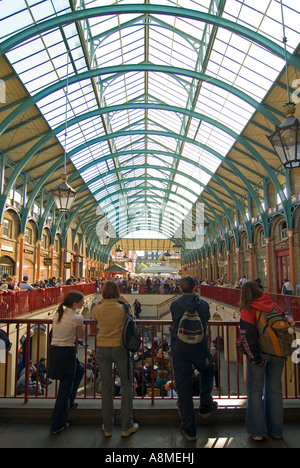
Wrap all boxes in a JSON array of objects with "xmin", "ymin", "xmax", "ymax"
[
  {"xmin": 0, "ymin": 319, "xmax": 299, "ymax": 404},
  {"xmin": 0, "ymin": 283, "xmax": 97, "ymax": 319},
  {"xmin": 199, "ymin": 285, "xmax": 300, "ymax": 321},
  {"xmin": 0, "ymin": 282, "xmax": 298, "ymax": 321}
]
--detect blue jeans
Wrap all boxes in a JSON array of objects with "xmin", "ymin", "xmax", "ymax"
[
  {"xmin": 171, "ymin": 341, "xmax": 214, "ymax": 434},
  {"xmin": 50, "ymin": 360, "xmax": 84, "ymax": 432},
  {"xmin": 96, "ymin": 346, "xmax": 133, "ymax": 432},
  {"xmin": 246, "ymin": 353, "xmax": 285, "ymax": 438}
]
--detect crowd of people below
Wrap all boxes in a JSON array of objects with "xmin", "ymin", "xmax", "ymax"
[
  {"xmin": 0, "ymin": 274, "xmax": 98, "ymax": 293},
  {"xmin": 200, "ymin": 275, "xmax": 295, "ymax": 295},
  {"xmin": 0, "ymin": 271, "xmax": 296, "ymax": 299},
  {"xmin": 98, "ymin": 275, "xmax": 265, "ymax": 295},
  {"xmin": 99, "ymin": 274, "xmax": 296, "ymax": 296},
  {"xmin": 17, "ymin": 357, "xmax": 50, "ymax": 396},
  {"xmin": 103, "ymin": 276, "xmax": 182, "ymax": 295}
]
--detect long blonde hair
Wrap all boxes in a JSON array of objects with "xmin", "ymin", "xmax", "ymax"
[{"xmin": 56, "ymin": 291, "xmax": 84, "ymax": 323}]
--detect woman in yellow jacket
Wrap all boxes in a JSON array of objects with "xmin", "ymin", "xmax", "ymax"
[{"xmin": 93, "ymin": 281, "xmax": 139, "ymax": 438}]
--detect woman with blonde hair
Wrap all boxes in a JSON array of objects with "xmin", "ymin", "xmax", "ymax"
[
  {"xmin": 49, "ymin": 291, "xmax": 85, "ymax": 434},
  {"xmin": 93, "ymin": 280, "xmax": 139, "ymax": 438}
]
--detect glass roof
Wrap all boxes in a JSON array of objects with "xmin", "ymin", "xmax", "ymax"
[{"xmin": 1, "ymin": 0, "xmax": 300, "ymax": 242}]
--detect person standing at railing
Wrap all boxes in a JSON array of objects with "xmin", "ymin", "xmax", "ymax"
[
  {"xmin": 1, "ymin": 276, "xmax": 20, "ymax": 291},
  {"xmin": 281, "ymin": 279, "xmax": 294, "ymax": 314},
  {"xmin": 282, "ymin": 279, "xmax": 294, "ymax": 296},
  {"xmin": 93, "ymin": 280, "xmax": 139, "ymax": 438},
  {"xmin": 170, "ymin": 275, "xmax": 218, "ymax": 442},
  {"xmin": 48, "ymin": 291, "xmax": 85, "ymax": 435},
  {"xmin": 18, "ymin": 276, "xmax": 34, "ymax": 291},
  {"xmin": 66, "ymin": 275, "xmax": 76, "ymax": 285},
  {"xmin": 239, "ymin": 281, "xmax": 291, "ymax": 441},
  {"xmin": 133, "ymin": 299, "xmax": 142, "ymax": 319}
]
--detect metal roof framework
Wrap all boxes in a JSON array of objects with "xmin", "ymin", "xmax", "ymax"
[{"xmin": 0, "ymin": 0, "xmax": 300, "ymax": 260}]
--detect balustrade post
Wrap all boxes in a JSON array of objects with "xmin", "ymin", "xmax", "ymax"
[
  {"xmin": 18, "ymin": 232, "xmax": 25, "ymax": 283},
  {"xmin": 265, "ymin": 237, "xmax": 271, "ymax": 292},
  {"xmin": 287, "ymin": 230, "xmax": 295, "ymax": 291}
]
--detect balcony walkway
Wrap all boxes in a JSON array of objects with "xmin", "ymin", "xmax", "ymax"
[
  {"xmin": 1, "ymin": 291, "xmax": 299, "ymax": 449},
  {"xmin": 0, "ymin": 398, "xmax": 300, "ymax": 449}
]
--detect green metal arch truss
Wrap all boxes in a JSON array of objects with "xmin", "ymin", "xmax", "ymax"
[
  {"xmin": 1, "ymin": 5, "xmax": 299, "ymax": 71},
  {"xmin": 0, "ymin": 64, "xmax": 282, "ymax": 136},
  {"xmin": 5, "ymin": 102, "xmax": 283, "ymax": 234}
]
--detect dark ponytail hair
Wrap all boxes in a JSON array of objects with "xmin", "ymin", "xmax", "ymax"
[{"xmin": 56, "ymin": 291, "xmax": 84, "ymax": 323}]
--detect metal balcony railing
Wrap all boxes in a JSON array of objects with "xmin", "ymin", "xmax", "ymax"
[
  {"xmin": 198, "ymin": 285, "xmax": 300, "ymax": 322},
  {"xmin": 0, "ymin": 283, "xmax": 97, "ymax": 318},
  {"xmin": 0, "ymin": 319, "xmax": 299, "ymax": 405}
]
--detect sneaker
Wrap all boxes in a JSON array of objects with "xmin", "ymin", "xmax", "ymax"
[
  {"xmin": 267, "ymin": 432, "xmax": 282, "ymax": 440},
  {"xmin": 199, "ymin": 401, "xmax": 218, "ymax": 417},
  {"xmin": 51, "ymin": 422, "xmax": 70, "ymax": 435},
  {"xmin": 250, "ymin": 435, "xmax": 264, "ymax": 441},
  {"xmin": 102, "ymin": 424, "xmax": 112, "ymax": 437},
  {"xmin": 122, "ymin": 423, "xmax": 139, "ymax": 437},
  {"xmin": 180, "ymin": 425, "xmax": 197, "ymax": 442}
]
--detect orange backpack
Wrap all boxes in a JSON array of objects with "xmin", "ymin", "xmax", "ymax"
[{"xmin": 256, "ymin": 307, "xmax": 295, "ymax": 357}]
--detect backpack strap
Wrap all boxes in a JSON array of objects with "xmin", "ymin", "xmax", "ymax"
[
  {"xmin": 120, "ymin": 302, "xmax": 133, "ymax": 379},
  {"xmin": 119, "ymin": 301, "xmax": 131, "ymax": 315}
]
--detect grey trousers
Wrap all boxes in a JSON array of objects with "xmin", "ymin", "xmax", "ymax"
[{"xmin": 96, "ymin": 346, "xmax": 133, "ymax": 432}]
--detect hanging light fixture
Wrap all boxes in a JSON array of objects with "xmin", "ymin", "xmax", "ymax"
[
  {"xmin": 173, "ymin": 242, "xmax": 182, "ymax": 255},
  {"xmin": 51, "ymin": 174, "xmax": 76, "ymax": 212},
  {"xmin": 115, "ymin": 245, "xmax": 123, "ymax": 258},
  {"xmin": 267, "ymin": 102, "xmax": 300, "ymax": 168},
  {"xmin": 267, "ymin": 1, "xmax": 300, "ymax": 168},
  {"xmin": 98, "ymin": 229, "xmax": 110, "ymax": 246},
  {"xmin": 51, "ymin": 50, "xmax": 76, "ymax": 211}
]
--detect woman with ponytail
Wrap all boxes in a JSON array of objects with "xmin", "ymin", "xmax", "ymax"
[{"xmin": 49, "ymin": 291, "xmax": 85, "ymax": 434}]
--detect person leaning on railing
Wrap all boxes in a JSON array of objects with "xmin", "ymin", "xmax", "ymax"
[
  {"xmin": 18, "ymin": 276, "xmax": 35, "ymax": 291},
  {"xmin": 0, "ymin": 276, "xmax": 20, "ymax": 291},
  {"xmin": 48, "ymin": 291, "xmax": 85, "ymax": 435},
  {"xmin": 239, "ymin": 281, "xmax": 293, "ymax": 441},
  {"xmin": 170, "ymin": 275, "xmax": 218, "ymax": 442},
  {"xmin": 92, "ymin": 280, "xmax": 139, "ymax": 438}
]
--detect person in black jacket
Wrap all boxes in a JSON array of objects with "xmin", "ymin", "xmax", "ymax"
[{"xmin": 170, "ymin": 276, "xmax": 218, "ymax": 441}]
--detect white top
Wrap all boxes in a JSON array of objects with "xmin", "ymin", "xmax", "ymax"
[{"xmin": 51, "ymin": 307, "xmax": 84, "ymax": 347}]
